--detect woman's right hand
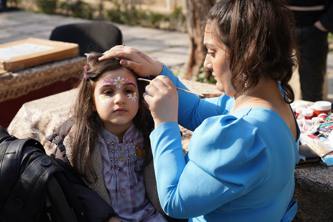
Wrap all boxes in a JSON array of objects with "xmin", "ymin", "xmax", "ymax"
[{"xmin": 99, "ymin": 45, "xmax": 163, "ymax": 77}]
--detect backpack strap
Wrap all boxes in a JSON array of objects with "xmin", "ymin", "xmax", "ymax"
[
  {"xmin": 46, "ymin": 118, "xmax": 74, "ymax": 161},
  {"xmin": 47, "ymin": 118, "xmax": 74, "ymax": 151},
  {"xmin": 0, "ymin": 138, "xmax": 33, "ymax": 208},
  {"xmin": 1, "ymin": 145, "xmax": 61, "ymax": 221}
]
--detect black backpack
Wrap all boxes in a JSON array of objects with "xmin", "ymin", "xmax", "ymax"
[{"xmin": 0, "ymin": 126, "xmax": 116, "ymax": 222}]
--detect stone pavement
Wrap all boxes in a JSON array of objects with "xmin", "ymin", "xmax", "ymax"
[
  {"xmin": 0, "ymin": 10, "xmax": 333, "ymax": 99},
  {"xmin": 0, "ymin": 10, "xmax": 188, "ymax": 69}
]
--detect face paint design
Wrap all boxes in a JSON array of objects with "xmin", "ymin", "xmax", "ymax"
[
  {"xmin": 127, "ymin": 92, "xmax": 138, "ymax": 102},
  {"xmin": 101, "ymin": 75, "xmax": 138, "ymax": 102},
  {"xmin": 102, "ymin": 76, "xmax": 136, "ymax": 89}
]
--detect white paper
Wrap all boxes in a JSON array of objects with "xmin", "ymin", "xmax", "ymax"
[{"xmin": 0, "ymin": 43, "xmax": 53, "ymax": 60}]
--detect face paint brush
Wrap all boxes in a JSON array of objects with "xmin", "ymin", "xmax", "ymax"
[{"xmin": 137, "ymin": 78, "xmax": 203, "ymax": 97}]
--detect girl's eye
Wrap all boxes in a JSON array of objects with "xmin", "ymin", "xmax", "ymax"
[
  {"xmin": 104, "ymin": 90, "xmax": 114, "ymax": 96},
  {"xmin": 125, "ymin": 88, "xmax": 135, "ymax": 95}
]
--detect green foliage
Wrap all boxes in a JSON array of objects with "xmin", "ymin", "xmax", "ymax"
[
  {"xmin": 59, "ymin": 1, "xmax": 93, "ymax": 19},
  {"xmin": 14, "ymin": 0, "xmax": 186, "ymax": 32},
  {"xmin": 35, "ymin": 0, "xmax": 57, "ymax": 14},
  {"xmin": 7, "ymin": 0, "xmax": 21, "ymax": 7},
  {"xmin": 195, "ymin": 66, "xmax": 216, "ymax": 84},
  {"xmin": 106, "ymin": 5, "xmax": 186, "ymax": 31}
]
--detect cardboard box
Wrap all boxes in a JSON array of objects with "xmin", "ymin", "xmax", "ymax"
[{"xmin": 0, "ymin": 38, "xmax": 79, "ymax": 72}]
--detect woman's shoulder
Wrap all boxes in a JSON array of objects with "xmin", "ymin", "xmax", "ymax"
[
  {"xmin": 188, "ymin": 110, "xmax": 270, "ymax": 186},
  {"xmin": 237, "ymin": 107, "xmax": 295, "ymax": 137},
  {"xmin": 195, "ymin": 107, "xmax": 261, "ymax": 135},
  {"xmin": 189, "ymin": 107, "xmax": 297, "ymax": 164},
  {"xmin": 193, "ymin": 106, "xmax": 288, "ymax": 136},
  {"xmin": 190, "ymin": 110, "xmax": 268, "ymax": 160}
]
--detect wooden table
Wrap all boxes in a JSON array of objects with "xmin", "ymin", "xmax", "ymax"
[{"xmin": 0, "ymin": 57, "xmax": 85, "ymax": 127}]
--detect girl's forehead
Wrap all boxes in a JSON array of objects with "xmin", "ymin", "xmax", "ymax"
[{"xmin": 99, "ymin": 69, "xmax": 137, "ymax": 85}]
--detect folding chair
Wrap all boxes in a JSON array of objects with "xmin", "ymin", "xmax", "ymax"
[{"xmin": 49, "ymin": 22, "xmax": 123, "ymax": 56}]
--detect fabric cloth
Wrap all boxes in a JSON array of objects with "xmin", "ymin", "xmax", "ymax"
[
  {"xmin": 148, "ymin": 66, "xmax": 299, "ymax": 222},
  {"xmin": 287, "ymin": 0, "xmax": 333, "ymax": 101},
  {"xmin": 98, "ymin": 125, "xmax": 166, "ymax": 222}
]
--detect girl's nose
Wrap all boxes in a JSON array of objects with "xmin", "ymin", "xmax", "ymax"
[{"xmin": 113, "ymin": 92, "xmax": 126, "ymax": 104}]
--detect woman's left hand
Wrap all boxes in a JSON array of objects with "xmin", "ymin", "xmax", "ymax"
[
  {"xmin": 143, "ymin": 75, "xmax": 178, "ymax": 127},
  {"xmin": 99, "ymin": 45, "xmax": 163, "ymax": 77}
]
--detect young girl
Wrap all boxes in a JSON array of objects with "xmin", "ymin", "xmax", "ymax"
[{"xmin": 56, "ymin": 52, "xmax": 167, "ymax": 222}]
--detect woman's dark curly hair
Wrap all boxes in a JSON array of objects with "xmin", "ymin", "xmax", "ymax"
[
  {"xmin": 207, "ymin": 0, "xmax": 297, "ymax": 103},
  {"xmin": 71, "ymin": 52, "xmax": 153, "ymax": 182}
]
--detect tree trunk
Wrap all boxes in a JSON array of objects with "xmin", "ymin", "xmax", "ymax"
[
  {"xmin": 184, "ymin": 0, "xmax": 215, "ymax": 80},
  {"xmin": 97, "ymin": 0, "xmax": 104, "ymax": 19}
]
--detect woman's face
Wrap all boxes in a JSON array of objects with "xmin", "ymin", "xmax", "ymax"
[
  {"xmin": 93, "ymin": 68, "xmax": 139, "ymax": 132},
  {"xmin": 203, "ymin": 22, "xmax": 236, "ymax": 97}
]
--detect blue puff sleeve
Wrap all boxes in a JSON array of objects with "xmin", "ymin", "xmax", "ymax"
[{"xmin": 150, "ymin": 115, "xmax": 269, "ymax": 218}]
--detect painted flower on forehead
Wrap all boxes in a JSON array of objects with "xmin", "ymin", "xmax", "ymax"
[
  {"xmin": 103, "ymin": 76, "xmax": 136, "ymax": 89},
  {"xmin": 114, "ymin": 76, "xmax": 125, "ymax": 89}
]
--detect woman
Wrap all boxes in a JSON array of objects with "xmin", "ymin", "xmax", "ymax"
[{"xmin": 100, "ymin": 0, "xmax": 299, "ymax": 221}]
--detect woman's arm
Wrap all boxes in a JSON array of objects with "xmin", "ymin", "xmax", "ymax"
[
  {"xmin": 160, "ymin": 65, "xmax": 233, "ymax": 130},
  {"xmin": 150, "ymin": 117, "xmax": 268, "ymax": 218}
]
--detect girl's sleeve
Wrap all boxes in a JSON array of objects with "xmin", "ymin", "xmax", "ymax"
[
  {"xmin": 160, "ymin": 65, "xmax": 234, "ymax": 130},
  {"xmin": 150, "ymin": 116, "xmax": 268, "ymax": 218}
]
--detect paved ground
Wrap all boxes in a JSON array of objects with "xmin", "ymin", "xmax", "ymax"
[
  {"xmin": 0, "ymin": 10, "xmax": 188, "ymax": 69},
  {"xmin": 1, "ymin": 10, "xmax": 332, "ymax": 99}
]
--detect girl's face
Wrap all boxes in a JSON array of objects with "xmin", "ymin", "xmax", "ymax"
[
  {"xmin": 203, "ymin": 22, "xmax": 236, "ymax": 97},
  {"xmin": 93, "ymin": 68, "xmax": 139, "ymax": 133}
]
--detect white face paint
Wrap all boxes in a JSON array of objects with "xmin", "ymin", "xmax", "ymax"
[
  {"xmin": 103, "ymin": 76, "xmax": 135, "ymax": 89},
  {"xmin": 127, "ymin": 92, "xmax": 138, "ymax": 102}
]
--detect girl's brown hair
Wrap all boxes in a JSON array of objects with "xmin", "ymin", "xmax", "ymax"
[
  {"xmin": 71, "ymin": 53, "xmax": 153, "ymax": 182},
  {"xmin": 207, "ymin": 0, "xmax": 297, "ymax": 103}
]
